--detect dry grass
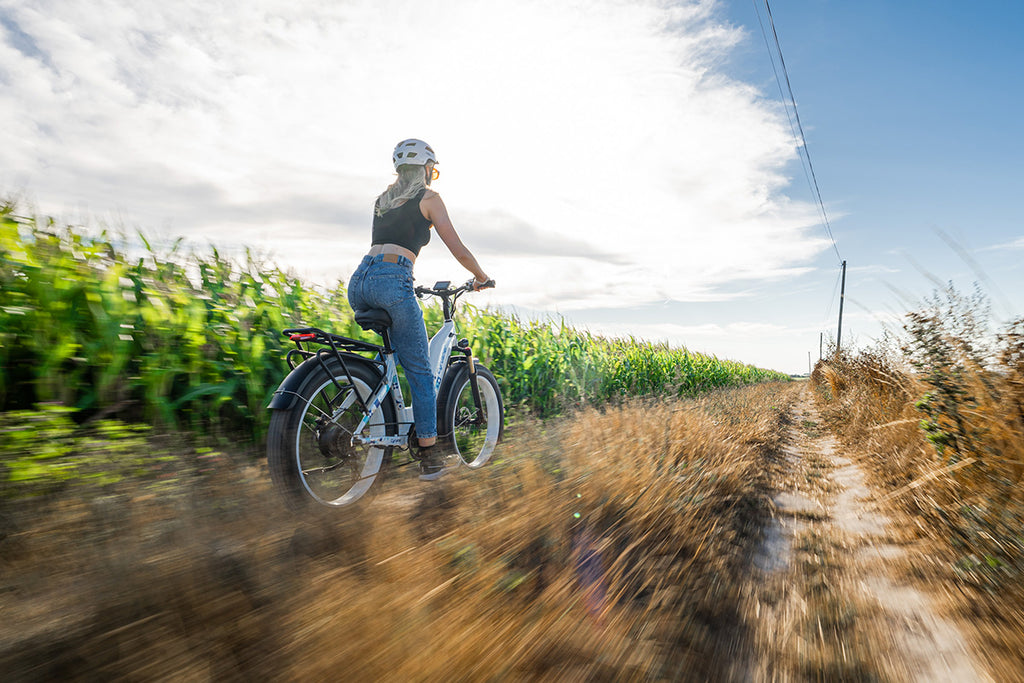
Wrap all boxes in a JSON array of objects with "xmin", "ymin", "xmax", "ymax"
[
  {"xmin": 0, "ymin": 382, "xmax": 800, "ymax": 681},
  {"xmin": 810, "ymin": 315, "xmax": 1024, "ymax": 679}
]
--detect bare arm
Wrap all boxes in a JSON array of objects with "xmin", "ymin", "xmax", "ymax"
[{"xmin": 421, "ymin": 192, "xmax": 490, "ymax": 285}]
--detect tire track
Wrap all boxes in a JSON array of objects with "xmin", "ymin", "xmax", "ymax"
[{"xmin": 746, "ymin": 388, "xmax": 988, "ymax": 681}]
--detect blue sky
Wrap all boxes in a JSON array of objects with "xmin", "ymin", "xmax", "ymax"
[
  {"xmin": 2, "ymin": 0, "xmax": 1021, "ymax": 374},
  {"xmin": 732, "ymin": 0, "xmax": 1023, "ymax": 254},
  {"xmin": 718, "ymin": 1, "xmax": 1024, "ymax": 335}
]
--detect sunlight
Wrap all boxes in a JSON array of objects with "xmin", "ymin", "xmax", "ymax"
[{"xmin": 1, "ymin": 0, "xmax": 826, "ymax": 314}]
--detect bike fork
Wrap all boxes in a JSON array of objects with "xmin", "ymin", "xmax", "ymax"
[{"xmin": 458, "ymin": 340, "xmax": 485, "ymax": 426}]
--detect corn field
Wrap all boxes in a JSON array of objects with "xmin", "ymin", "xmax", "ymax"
[{"xmin": 0, "ymin": 201, "xmax": 789, "ymax": 444}]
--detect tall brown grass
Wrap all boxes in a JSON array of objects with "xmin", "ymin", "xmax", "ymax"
[
  {"xmin": 811, "ymin": 286, "xmax": 1024, "ymax": 675},
  {"xmin": 0, "ymin": 382, "xmax": 799, "ymax": 681}
]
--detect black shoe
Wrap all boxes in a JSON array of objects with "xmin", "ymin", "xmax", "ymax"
[{"xmin": 417, "ymin": 445, "xmax": 451, "ymax": 481}]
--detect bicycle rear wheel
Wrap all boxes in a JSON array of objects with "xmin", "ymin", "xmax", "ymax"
[
  {"xmin": 439, "ymin": 363, "xmax": 504, "ymax": 468},
  {"xmin": 268, "ymin": 358, "xmax": 396, "ymax": 509}
]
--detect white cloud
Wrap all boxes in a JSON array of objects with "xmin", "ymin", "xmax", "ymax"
[
  {"xmin": 982, "ymin": 236, "xmax": 1024, "ymax": 251},
  {"xmin": 850, "ymin": 264, "xmax": 901, "ymax": 275},
  {"xmin": 2, "ymin": 0, "xmax": 827, "ymax": 312}
]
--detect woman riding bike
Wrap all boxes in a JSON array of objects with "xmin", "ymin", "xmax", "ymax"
[{"xmin": 347, "ymin": 139, "xmax": 491, "ymax": 481}]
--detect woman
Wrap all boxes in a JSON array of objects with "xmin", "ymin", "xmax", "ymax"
[{"xmin": 348, "ymin": 139, "xmax": 491, "ymax": 481}]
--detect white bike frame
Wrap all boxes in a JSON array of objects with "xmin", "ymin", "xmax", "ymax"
[{"xmin": 348, "ymin": 316, "xmax": 458, "ymax": 448}]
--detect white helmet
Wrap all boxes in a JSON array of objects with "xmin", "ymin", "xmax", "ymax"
[{"xmin": 392, "ymin": 138, "xmax": 437, "ymax": 170}]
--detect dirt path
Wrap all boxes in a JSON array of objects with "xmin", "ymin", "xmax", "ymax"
[{"xmin": 746, "ymin": 388, "xmax": 989, "ymax": 682}]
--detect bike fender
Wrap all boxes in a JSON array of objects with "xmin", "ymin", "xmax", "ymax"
[
  {"xmin": 267, "ymin": 360, "xmax": 321, "ymax": 410},
  {"xmin": 437, "ymin": 358, "xmax": 468, "ymax": 396},
  {"xmin": 436, "ymin": 358, "xmax": 468, "ymax": 426}
]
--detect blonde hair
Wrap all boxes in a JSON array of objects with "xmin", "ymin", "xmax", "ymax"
[{"xmin": 375, "ymin": 165, "xmax": 428, "ymax": 216}]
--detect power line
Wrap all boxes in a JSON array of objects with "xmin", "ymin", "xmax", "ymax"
[{"xmin": 752, "ymin": 0, "xmax": 842, "ymax": 265}]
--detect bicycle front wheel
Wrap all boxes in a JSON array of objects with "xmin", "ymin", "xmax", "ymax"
[
  {"xmin": 440, "ymin": 363, "xmax": 504, "ymax": 468},
  {"xmin": 267, "ymin": 358, "xmax": 395, "ymax": 509}
]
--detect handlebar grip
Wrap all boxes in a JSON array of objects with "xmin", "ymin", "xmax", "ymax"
[{"xmin": 479, "ymin": 279, "xmax": 496, "ymax": 290}]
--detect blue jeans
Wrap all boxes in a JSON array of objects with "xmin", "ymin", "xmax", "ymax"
[{"xmin": 348, "ymin": 255, "xmax": 437, "ymax": 440}]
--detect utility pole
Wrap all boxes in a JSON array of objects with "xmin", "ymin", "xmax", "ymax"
[
  {"xmin": 836, "ymin": 260, "xmax": 847, "ymax": 354},
  {"xmin": 808, "ymin": 351, "xmax": 812, "ymax": 375},
  {"xmin": 819, "ymin": 332, "xmax": 823, "ymax": 361}
]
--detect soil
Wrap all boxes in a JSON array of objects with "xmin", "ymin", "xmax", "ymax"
[{"xmin": 746, "ymin": 388, "xmax": 991, "ymax": 682}]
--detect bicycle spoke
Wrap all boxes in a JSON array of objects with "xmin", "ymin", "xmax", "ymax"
[
  {"xmin": 301, "ymin": 460, "xmax": 345, "ymax": 476},
  {"xmin": 300, "ymin": 388, "xmax": 361, "ymax": 436}
]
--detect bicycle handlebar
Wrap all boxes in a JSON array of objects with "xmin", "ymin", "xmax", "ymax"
[{"xmin": 415, "ymin": 278, "xmax": 495, "ymax": 299}]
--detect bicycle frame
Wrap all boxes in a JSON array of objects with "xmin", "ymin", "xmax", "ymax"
[{"xmin": 348, "ymin": 317, "xmax": 457, "ymax": 448}]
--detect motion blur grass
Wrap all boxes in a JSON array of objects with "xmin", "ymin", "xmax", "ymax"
[
  {"xmin": 1, "ymin": 201, "xmax": 786, "ymax": 439},
  {"xmin": 0, "ymin": 382, "xmax": 798, "ymax": 680},
  {"xmin": 1, "ymin": 201, "xmax": 364, "ymax": 441},
  {"xmin": 1, "ymin": 201, "xmax": 797, "ymax": 679}
]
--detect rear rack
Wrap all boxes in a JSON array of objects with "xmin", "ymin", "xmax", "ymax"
[
  {"xmin": 282, "ymin": 327, "xmax": 385, "ymax": 415},
  {"xmin": 284, "ymin": 327, "xmax": 382, "ymax": 358}
]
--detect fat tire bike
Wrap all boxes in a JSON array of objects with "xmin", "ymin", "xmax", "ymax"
[{"xmin": 266, "ymin": 279, "xmax": 504, "ymax": 509}]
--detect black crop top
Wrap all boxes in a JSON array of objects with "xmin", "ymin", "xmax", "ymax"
[{"xmin": 371, "ymin": 189, "xmax": 432, "ymax": 256}]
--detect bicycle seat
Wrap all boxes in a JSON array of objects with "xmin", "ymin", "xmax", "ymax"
[{"xmin": 354, "ymin": 308, "xmax": 392, "ymax": 335}]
